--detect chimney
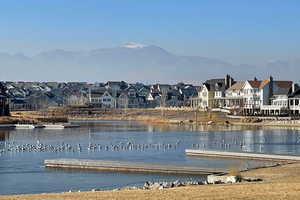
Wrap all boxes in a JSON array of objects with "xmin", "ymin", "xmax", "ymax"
[
  {"xmin": 292, "ymin": 83, "xmax": 295, "ymax": 93},
  {"xmin": 268, "ymin": 76, "xmax": 274, "ymax": 105},
  {"xmin": 225, "ymin": 74, "xmax": 231, "ymax": 89}
]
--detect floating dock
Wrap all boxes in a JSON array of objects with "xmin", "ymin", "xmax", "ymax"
[
  {"xmin": 44, "ymin": 159, "xmax": 226, "ymax": 175},
  {"xmin": 14, "ymin": 124, "xmax": 35, "ymax": 129},
  {"xmin": 0, "ymin": 124, "xmax": 15, "ymax": 129},
  {"xmin": 44, "ymin": 124, "xmax": 80, "ymax": 129},
  {"xmin": 0, "ymin": 124, "xmax": 80, "ymax": 130},
  {"xmin": 185, "ymin": 149, "xmax": 300, "ymax": 162}
]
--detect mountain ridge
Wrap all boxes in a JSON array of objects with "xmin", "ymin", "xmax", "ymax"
[{"xmin": 0, "ymin": 45, "xmax": 299, "ymax": 84}]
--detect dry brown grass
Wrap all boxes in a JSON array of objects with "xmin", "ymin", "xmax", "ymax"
[
  {"xmin": 2, "ymin": 162, "xmax": 300, "ymax": 200},
  {"xmin": 15, "ymin": 107, "xmax": 239, "ymax": 125},
  {"xmin": 0, "ymin": 116, "xmax": 37, "ymax": 124}
]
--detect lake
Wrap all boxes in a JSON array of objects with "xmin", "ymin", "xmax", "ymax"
[{"xmin": 1, "ymin": 120, "xmax": 300, "ymax": 195}]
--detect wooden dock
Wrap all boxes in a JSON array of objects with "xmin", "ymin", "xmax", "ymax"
[
  {"xmin": 185, "ymin": 149, "xmax": 300, "ymax": 162},
  {"xmin": 44, "ymin": 159, "xmax": 226, "ymax": 175}
]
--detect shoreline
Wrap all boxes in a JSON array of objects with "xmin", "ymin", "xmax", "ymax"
[
  {"xmin": 1, "ymin": 162, "xmax": 300, "ymax": 200},
  {"xmin": 6, "ymin": 108, "xmax": 300, "ymax": 129}
]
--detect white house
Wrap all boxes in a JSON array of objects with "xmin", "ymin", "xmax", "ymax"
[
  {"xmin": 289, "ymin": 87, "xmax": 300, "ymax": 115},
  {"xmin": 224, "ymin": 77, "xmax": 293, "ymax": 115}
]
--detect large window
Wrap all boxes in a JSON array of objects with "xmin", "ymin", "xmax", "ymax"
[{"xmin": 291, "ymin": 100, "xmax": 294, "ymax": 106}]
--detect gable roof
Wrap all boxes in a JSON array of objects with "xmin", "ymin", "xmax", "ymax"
[
  {"xmin": 202, "ymin": 79, "xmax": 226, "ymax": 92},
  {"xmin": 274, "ymin": 81, "xmax": 293, "ymax": 88},
  {"xmin": 247, "ymin": 80, "xmax": 269, "ymax": 89},
  {"xmin": 203, "ymin": 76, "xmax": 236, "ymax": 92},
  {"xmin": 227, "ymin": 81, "xmax": 245, "ymax": 91}
]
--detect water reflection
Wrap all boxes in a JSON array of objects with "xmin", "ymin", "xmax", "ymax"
[{"xmin": 0, "ymin": 130, "xmax": 9, "ymax": 141}]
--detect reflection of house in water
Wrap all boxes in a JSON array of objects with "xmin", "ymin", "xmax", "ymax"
[
  {"xmin": 243, "ymin": 130, "xmax": 254, "ymax": 152},
  {"xmin": 0, "ymin": 130, "xmax": 9, "ymax": 141},
  {"xmin": 0, "ymin": 133, "xmax": 4, "ymax": 141}
]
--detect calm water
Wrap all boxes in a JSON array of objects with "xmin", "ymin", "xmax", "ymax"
[{"xmin": 1, "ymin": 120, "xmax": 300, "ymax": 195}]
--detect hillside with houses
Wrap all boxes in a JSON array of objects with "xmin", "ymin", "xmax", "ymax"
[{"xmin": 1, "ymin": 75, "xmax": 300, "ymax": 117}]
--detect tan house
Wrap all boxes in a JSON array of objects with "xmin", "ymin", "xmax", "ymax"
[
  {"xmin": 191, "ymin": 75, "xmax": 235, "ymax": 109},
  {"xmin": 89, "ymin": 88, "xmax": 117, "ymax": 108}
]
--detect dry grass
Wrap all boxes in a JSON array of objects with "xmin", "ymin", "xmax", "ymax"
[
  {"xmin": 14, "ymin": 107, "xmax": 239, "ymax": 125},
  {"xmin": 2, "ymin": 162, "xmax": 300, "ymax": 200},
  {"xmin": 0, "ymin": 116, "xmax": 37, "ymax": 124}
]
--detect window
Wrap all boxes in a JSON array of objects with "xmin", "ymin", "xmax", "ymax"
[{"xmin": 296, "ymin": 99, "xmax": 299, "ymax": 106}]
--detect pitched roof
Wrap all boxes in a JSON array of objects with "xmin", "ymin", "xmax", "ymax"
[
  {"xmin": 227, "ymin": 81, "xmax": 245, "ymax": 91},
  {"xmin": 203, "ymin": 78, "xmax": 226, "ymax": 92},
  {"xmin": 247, "ymin": 80, "xmax": 292, "ymax": 90},
  {"xmin": 274, "ymin": 81, "xmax": 293, "ymax": 88},
  {"xmin": 247, "ymin": 80, "xmax": 269, "ymax": 88}
]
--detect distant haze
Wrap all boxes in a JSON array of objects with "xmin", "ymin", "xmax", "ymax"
[{"xmin": 0, "ymin": 44, "xmax": 299, "ymax": 84}]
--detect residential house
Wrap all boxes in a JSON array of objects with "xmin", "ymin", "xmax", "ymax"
[
  {"xmin": 224, "ymin": 77, "xmax": 293, "ymax": 115},
  {"xmin": 179, "ymin": 85, "xmax": 198, "ymax": 107},
  {"xmin": 164, "ymin": 89, "xmax": 183, "ymax": 107},
  {"xmin": 192, "ymin": 75, "xmax": 234, "ymax": 109},
  {"xmin": 289, "ymin": 86, "xmax": 300, "ymax": 116},
  {"xmin": 117, "ymin": 86, "xmax": 145, "ymax": 108},
  {"xmin": 146, "ymin": 92, "xmax": 160, "ymax": 108},
  {"xmin": 105, "ymin": 81, "xmax": 128, "ymax": 92},
  {"xmin": 89, "ymin": 87, "xmax": 117, "ymax": 108},
  {"xmin": 260, "ymin": 83, "xmax": 295, "ymax": 116},
  {"xmin": 137, "ymin": 86, "xmax": 150, "ymax": 98},
  {"xmin": 10, "ymin": 98, "xmax": 32, "ymax": 111},
  {"xmin": 0, "ymin": 82, "xmax": 10, "ymax": 116},
  {"xmin": 150, "ymin": 84, "xmax": 172, "ymax": 95}
]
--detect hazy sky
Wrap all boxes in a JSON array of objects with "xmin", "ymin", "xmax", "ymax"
[{"xmin": 1, "ymin": 0, "xmax": 300, "ymax": 65}]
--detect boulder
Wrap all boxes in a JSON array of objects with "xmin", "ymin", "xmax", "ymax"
[
  {"xmin": 149, "ymin": 182, "xmax": 162, "ymax": 190},
  {"xmin": 162, "ymin": 182, "xmax": 173, "ymax": 188},
  {"xmin": 120, "ymin": 186, "xmax": 139, "ymax": 190},
  {"xmin": 207, "ymin": 175, "xmax": 241, "ymax": 184},
  {"xmin": 143, "ymin": 181, "xmax": 152, "ymax": 189},
  {"xmin": 173, "ymin": 180, "xmax": 184, "ymax": 187},
  {"xmin": 242, "ymin": 177, "xmax": 263, "ymax": 182}
]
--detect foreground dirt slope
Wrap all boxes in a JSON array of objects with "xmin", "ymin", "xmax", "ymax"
[{"xmin": 2, "ymin": 162, "xmax": 300, "ymax": 200}]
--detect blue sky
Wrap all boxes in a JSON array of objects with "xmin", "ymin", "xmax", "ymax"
[{"xmin": 0, "ymin": 0, "xmax": 300, "ymax": 64}]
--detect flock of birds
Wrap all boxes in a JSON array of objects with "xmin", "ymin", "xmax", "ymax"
[
  {"xmin": 192, "ymin": 139, "xmax": 248, "ymax": 150},
  {"xmin": 0, "ymin": 138, "xmax": 250, "ymax": 155},
  {"xmin": 0, "ymin": 140, "xmax": 183, "ymax": 154}
]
